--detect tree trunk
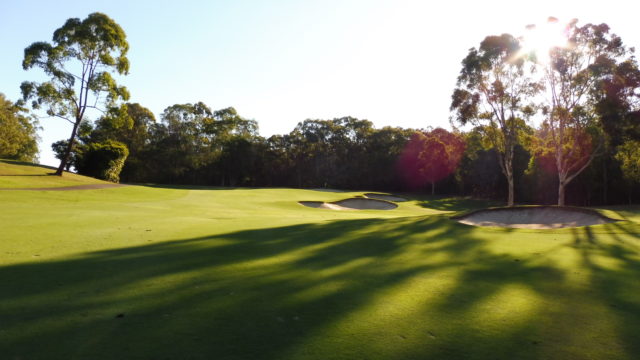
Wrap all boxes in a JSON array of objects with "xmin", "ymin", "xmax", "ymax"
[
  {"xmin": 501, "ymin": 156, "xmax": 515, "ymax": 207},
  {"xmin": 55, "ymin": 120, "xmax": 81, "ymax": 176},
  {"xmin": 602, "ymin": 158, "xmax": 608, "ymax": 204},
  {"xmin": 498, "ymin": 145, "xmax": 515, "ymax": 207},
  {"xmin": 558, "ymin": 180, "xmax": 566, "ymax": 206},
  {"xmin": 431, "ymin": 181, "xmax": 435, "ymax": 195},
  {"xmin": 507, "ymin": 176, "xmax": 514, "ymax": 207}
]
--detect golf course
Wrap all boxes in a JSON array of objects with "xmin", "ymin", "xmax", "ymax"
[{"xmin": 2, "ymin": 159, "xmax": 640, "ymax": 359}]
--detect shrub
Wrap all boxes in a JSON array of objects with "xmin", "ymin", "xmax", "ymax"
[{"xmin": 76, "ymin": 140, "xmax": 129, "ymax": 182}]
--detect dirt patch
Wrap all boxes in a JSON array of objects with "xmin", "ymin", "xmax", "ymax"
[
  {"xmin": 0, "ymin": 184, "xmax": 128, "ymax": 191},
  {"xmin": 364, "ymin": 193, "xmax": 407, "ymax": 202},
  {"xmin": 454, "ymin": 206, "xmax": 617, "ymax": 229},
  {"xmin": 299, "ymin": 198, "xmax": 398, "ymax": 210}
]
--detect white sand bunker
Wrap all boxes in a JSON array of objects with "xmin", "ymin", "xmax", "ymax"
[
  {"xmin": 364, "ymin": 193, "xmax": 407, "ymax": 202},
  {"xmin": 455, "ymin": 206, "xmax": 616, "ymax": 229},
  {"xmin": 299, "ymin": 198, "xmax": 398, "ymax": 210}
]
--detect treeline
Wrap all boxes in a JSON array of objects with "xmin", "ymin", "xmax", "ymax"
[
  {"xmin": 53, "ymin": 102, "xmax": 413, "ymax": 190},
  {"xmin": 52, "ymin": 100, "xmax": 640, "ymax": 206},
  {"xmin": 8, "ymin": 13, "xmax": 640, "ymax": 206}
]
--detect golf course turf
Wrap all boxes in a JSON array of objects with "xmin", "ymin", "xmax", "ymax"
[{"xmin": 2, "ymin": 161, "xmax": 640, "ymax": 359}]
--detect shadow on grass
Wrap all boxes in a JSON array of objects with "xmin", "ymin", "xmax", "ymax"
[
  {"xmin": 416, "ymin": 196, "xmax": 499, "ymax": 212},
  {"xmin": 569, "ymin": 223, "xmax": 640, "ymax": 358},
  {"xmin": 2, "ymin": 216, "xmax": 640, "ymax": 359}
]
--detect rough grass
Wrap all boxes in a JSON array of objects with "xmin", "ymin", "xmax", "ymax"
[
  {"xmin": 1, "ymin": 163, "xmax": 640, "ymax": 359},
  {"xmin": 0, "ymin": 159, "xmax": 107, "ymax": 188}
]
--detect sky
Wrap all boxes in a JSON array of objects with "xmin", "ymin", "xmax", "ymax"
[{"xmin": 1, "ymin": 0, "xmax": 639, "ymax": 166}]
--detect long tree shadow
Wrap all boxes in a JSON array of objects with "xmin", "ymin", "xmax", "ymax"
[
  {"xmin": 568, "ymin": 224, "xmax": 640, "ymax": 358},
  {"xmin": 2, "ymin": 216, "xmax": 639, "ymax": 359}
]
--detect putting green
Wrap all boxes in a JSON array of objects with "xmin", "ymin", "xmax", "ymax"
[{"xmin": 1, "ymin": 162, "xmax": 640, "ymax": 360}]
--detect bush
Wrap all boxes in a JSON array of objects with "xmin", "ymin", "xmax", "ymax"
[{"xmin": 76, "ymin": 140, "xmax": 129, "ymax": 182}]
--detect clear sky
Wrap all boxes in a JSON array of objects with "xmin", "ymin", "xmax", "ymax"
[{"xmin": 1, "ymin": 0, "xmax": 638, "ymax": 166}]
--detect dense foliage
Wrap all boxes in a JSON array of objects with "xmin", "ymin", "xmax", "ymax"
[
  {"xmin": 6, "ymin": 14, "xmax": 640, "ymax": 204},
  {"xmin": 0, "ymin": 93, "xmax": 38, "ymax": 162},
  {"xmin": 398, "ymin": 128, "xmax": 465, "ymax": 194},
  {"xmin": 75, "ymin": 140, "xmax": 129, "ymax": 182}
]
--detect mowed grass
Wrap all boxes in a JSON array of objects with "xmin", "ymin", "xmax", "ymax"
[
  {"xmin": 1, "ymin": 165, "xmax": 640, "ymax": 359},
  {"xmin": 0, "ymin": 159, "xmax": 108, "ymax": 188}
]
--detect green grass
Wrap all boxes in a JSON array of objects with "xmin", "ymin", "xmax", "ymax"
[
  {"xmin": 1, "ymin": 163, "xmax": 640, "ymax": 359},
  {"xmin": 0, "ymin": 159, "xmax": 108, "ymax": 188}
]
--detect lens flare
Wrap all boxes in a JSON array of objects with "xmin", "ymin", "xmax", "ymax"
[{"xmin": 521, "ymin": 17, "xmax": 568, "ymax": 63}]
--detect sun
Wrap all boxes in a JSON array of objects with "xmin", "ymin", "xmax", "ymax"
[{"xmin": 521, "ymin": 17, "xmax": 568, "ymax": 63}]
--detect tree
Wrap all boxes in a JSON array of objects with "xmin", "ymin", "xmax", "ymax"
[
  {"xmin": 51, "ymin": 120, "xmax": 94, "ymax": 171},
  {"xmin": 20, "ymin": 12, "xmax": 130, "ymax": 176},
  {"xmin": 398, "ymin": 128, "xmax": 465, "ymax": 194},
  {"xmin": 157, "ymin": 102, "xmax": 213, "ymax": 182},
  {"xmin": 0, "ymin": 93, "xmax": 39, "ymax": 161},
  {"xmin": 538, "ymin": 20, "xmax": 638, "ymax": 205},
  {"xmin": 92, "ymin": 103, "xmax": 156, "ymax": 181},
  {"xmin": 451, "ymin": 33, "xmax": 538, "ymax": 206},
  {"xmin": 615, "ymin": 140, "xmax": 640, "ymax": 203}
]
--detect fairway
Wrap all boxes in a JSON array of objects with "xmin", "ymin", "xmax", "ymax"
[{"xmin": 2, "ymin": 175, "xmax": 640, "ymax": 360}]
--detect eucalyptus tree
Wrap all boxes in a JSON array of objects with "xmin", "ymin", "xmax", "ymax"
[
  {"xmin": 538, "ymin": 20, "xmax": 639, "ymax": 205},
  {"xmin": 451, "ymin": 33, "xmax": 538, "ymax": 206},
  {"xmin": 158, "ymin": 102, "xmax": 213, "ymax": 181},
  {"xmin": 20, "ymin": 12, "xmax": 130, "ymax": 175},
  {"xmin": 207, "ymin": 107, "xmax": 259, "ymax": 186}
]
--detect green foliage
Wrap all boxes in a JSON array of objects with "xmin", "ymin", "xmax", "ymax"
[
  {"xmin": 616, "ymin": 140, "xmax": 640, "ymax": 183},
  {"xmin": 92, "ymin": 103, "xmax": 156, "ymax": 181},
  {"xmin": 538, "ymin": 21, "xmax": 639, "ymax": 205},
  {"xmin": 398, "ymin": 128, "xmax": 465, "ymax": 193},
  {"xmin": 0, "ymin": 93, "xmax": 39, "ymax": 161},
  {"xmin": 76, "ymin": 140, "xmax": 129, "ymax": 182},
  {"xmin": 20, "ymin": 12, "xmax": 130, "ymax": 174},
  {"xmin": 451, "ymin": 33, "xmax": 539, "ymax": 205}
]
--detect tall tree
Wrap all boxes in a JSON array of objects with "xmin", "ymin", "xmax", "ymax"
[
  {"xmin": 539, "ymin": 20, "xmax": 638, "ymax": 205},
  {"xmin": 20, "ymin": 12, "xmax": 130, "ymax": 175},
  {"xmin": 158, "ymin": 102, "xmax": 213, "ymax": 181},
  {"xmin": 451, "ymin": 33, "xmax": 538, "ymax": 206},
  {"xmin": 92, "ymin": 103, "xmax": 156, "ymax": 181},
  {"xmin": 399, "ymin": 128, "xmax": 465, "ymax": 194},
  {"xmin": 0, "ymin": 93, "xmax": 39, "ymax": 162}
]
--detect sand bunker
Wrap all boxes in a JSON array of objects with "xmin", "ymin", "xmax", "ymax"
[
  {"xmin": 454, "ymin": 206, "xmax": 616, "ymax": 229},
  {"xmin": 299, "ymin": 198, "xmax": 398, "ymax": 210},
  {"xmin": 364, "ymin": 193, "xmax": 407, "ymax": 202}
]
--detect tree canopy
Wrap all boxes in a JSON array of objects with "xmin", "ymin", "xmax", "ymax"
[
  {"xmin": 536, "ymin": 20, "xmax": 640, "ymax": 205},
  {"xmin": 20, "ymin": 12, "xmax": 130, "ymax": 175},
  {"xmin": 451, "ymin": 33, "xmax": 538, "ymax": 206},
  {"xmin": 399, "ymin": 128, "xmax": 465, "ymax": 194},
  {"xmin": 0, "ymin": 93, "xmax": 39, "ymax": 162}
]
